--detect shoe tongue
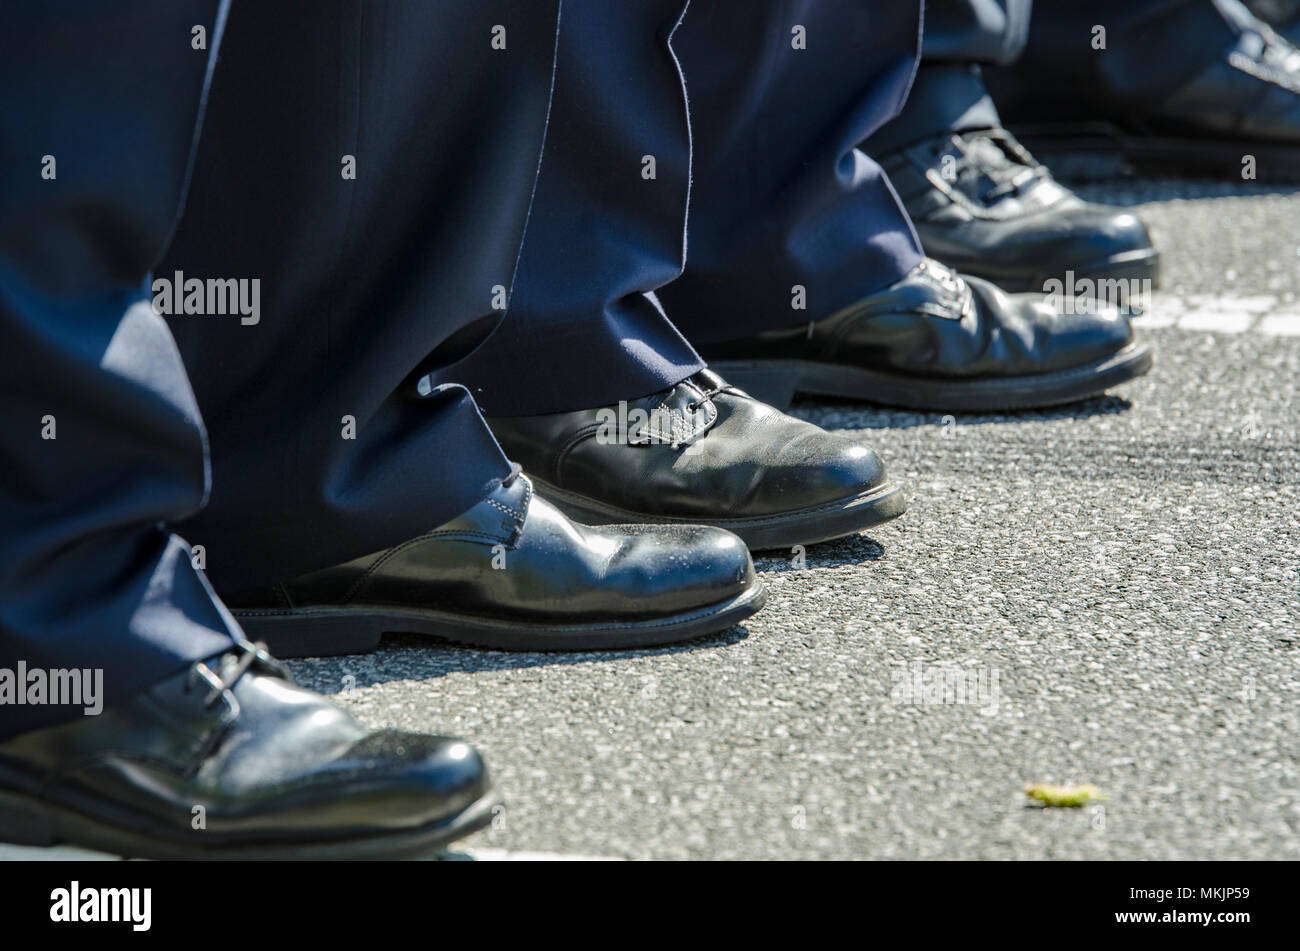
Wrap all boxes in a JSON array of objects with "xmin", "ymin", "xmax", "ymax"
[{"xmin": 688, "ymin": 367, "xmax": 727, "ymax": 392}]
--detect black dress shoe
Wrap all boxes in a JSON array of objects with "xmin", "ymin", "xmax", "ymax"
[
  {"xmin": 877, "ymin": 126, "xmax": 1159, "ymax": 294},
  {"xmin": 0, "ymin": 642, "xmax": 495, "ymax": 859},
  {"xmin": 994, "ymin": 14, "xmax": 1300, "ymax": 183},
  {"xmin": 226, "ymin": 468, "xmax": 764, "ymax": 655},
  {"xmin": 486, "ymin": 370, "xmax": 906, "ymax": 551},
  {"xmin": 708, "ymin": 258, "xmax": 1152, "ymax": 413}
]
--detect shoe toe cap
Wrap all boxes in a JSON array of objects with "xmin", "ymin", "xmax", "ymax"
[
  {"xmin": 984, "ymin": 275, "xmax": 1136, "ymax": 374},
  {"xmin": 616, "ymin": 524, "xmax": 756, "ymax": 612},
  {"xmin": 1052, "ymin": 206, "xmax": 1154, "ymax": 260},
  {"xmin": 339, "ymin": 730, "xmax": 492, "ymax": 822},
  {"xmin": 955, "ymin": 205, "xmax": 1157, "ymax": 292},
  {"xmin": 751, "ymin": 427, "xmax": 890, "ymax": 513},
  {"xmin": 1039, "ymin": 297, "xmax": 1136, "ymax": 369}
]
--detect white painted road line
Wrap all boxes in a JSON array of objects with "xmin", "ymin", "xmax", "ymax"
[
  {"xmin": 1137, "ymin": 293, "xmax": 1300, "ymax": 335},
  {"xmin": 1256, "ymin": 311, "xmax": 1300, "ymax": 336}
]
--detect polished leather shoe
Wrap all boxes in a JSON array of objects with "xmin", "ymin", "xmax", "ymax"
[
  {"xmin": 0, "ymin": 642, "xmax": 495, "ymax": 859},
  {"xmin": 993, "ymin": 12, "xmax": 1300, "ymax": 182},
  {"xmin": 707, "ymin": 258, "xmax": 1152, "ymax": 413},
  {"xmin": 877, "ymin": 126, "xmax": 1159, "ymax": 294},
  {"xmin": 486, "ymin": 369, "xmax": 906, "ymax": 551},
  {"xmin": 226, "ymin": 467, "xmax": 764, "ymax": 655}
]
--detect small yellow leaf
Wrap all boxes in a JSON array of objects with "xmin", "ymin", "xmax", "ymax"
[{"xmin": 1024, "ymin": 783, "xmax": 1110, "ymax": 808}]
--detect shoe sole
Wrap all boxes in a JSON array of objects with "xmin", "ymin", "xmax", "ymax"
[
  {"xmin": 532, "ymin": 477, "xmax": 907, "ymax": 552},
  {"xmin": 933, "ymin": 246, "xmax": 1161, "ymax": 295},
  {"xmin": 1010, "ymin": 123, "xmax": 1300, "ymax": 184},
  {"xmin": 0, "ymin": 785, "xmax": 500, "ymax": 860},
  {"xmin": 712, "ymin": 340, "xmax": 1152, "ymax": 413},
  {"xmin": 234, "ymin": 582, "xmax": 767, "ymax": 657}
]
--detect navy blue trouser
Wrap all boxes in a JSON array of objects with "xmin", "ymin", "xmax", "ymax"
[
  {"xmin": 926, "ymin": 0, "xmax": 1250, "ymax": 78},
  {"xmin": 162, "ymin": 1, "xmax": 562, "ymax": 593},
  {"xmin": 0, "ymin": 2, "xmax": 558, "ymax": 738},
  {"xmin": 0, "ymin": 1, "xmax": 241, "ymax": 738},
  {"xmin": 872, "ymin": 0, "xmax": 1255, "ymax": 151},
  {"xmin": 987, "ymin": 0, "xmax": 1254, "ymax": 117},
  {"xmin": 436, "ymin": 0, "xmax": 927, "ymax": 415}
]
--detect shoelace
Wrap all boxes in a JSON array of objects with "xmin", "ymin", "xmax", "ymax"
[
  {"xmin": 500, "ymin": 461, "xmax": 524, "ymax": 488},
  {"xmin": 913, "ymin": 259, "xmax": 975, "ymax": 320},
  {"xmin": 915, "ymin": 258, "xmax": 965, "ymax": 294},
  {"xmin": 1231, "ymin": 23, "xmax": 1300, "ymax": 92},
  {"xmin": 934, "ymin": 129, "xmax": 1047, "ymax": 206},
  {"xmin": 186, "ymin": 640, "xmax": 283, "ymax": 709},
  {"xmin": 1259, "ymin": 22, "xmax": 1300, "ymax": 71},
  {"xmin": 685, "ymin": 382, "xmax": 738, "ymax": 413}
]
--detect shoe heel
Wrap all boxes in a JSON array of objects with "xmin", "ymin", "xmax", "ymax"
[
  {"xmin": 0, "ymin": 790, "xmax": 57, "ymax": 847},
  {"xmin": 710, "ymin": 361, "xmax": 801, "ymax": 410},
  {"xmin": 234, "ymin": 611, "xmax": 386, "ymax": 658}
]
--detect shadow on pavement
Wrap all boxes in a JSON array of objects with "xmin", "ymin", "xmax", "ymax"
[
  {"xmin": 288, "ymin": 623, "xmax": 753, "ymax": 693},
  {"xmin": 755, "ymin": 533, "xmax": 886, "ymax": 571},
  {"xmin": 790, "ymin": 393, "xmax": 1132, "ymax": 431}
]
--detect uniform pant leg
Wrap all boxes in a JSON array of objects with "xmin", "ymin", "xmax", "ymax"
[
  {"xmin": 922, "ymin": 0, "xmax": 1033, "ymax": 63},
  {"xmin": 162, "ymin": 1, "xmax": 562, "ymax": 591},
  {"xmin": 0, "ymin": 2, "xmax": 240, "ymax": 739},
  {"xmin": 986, "ymin": 0, "xmax": 1248, "ymax": 116},
  {"xmin": 657, "ymin": 0, "xmax": 926, "ymax": 345},
  {"xmin": 429, "ymin": 0, "xmax": 704, "ymax": 417},
  {"xmin": 430, "ymin": 0, "xmax": 925, "ymax": 406},
  {"xmin": 865, "ymin": 0, "xmax": 1032, "ymax": 153}
]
